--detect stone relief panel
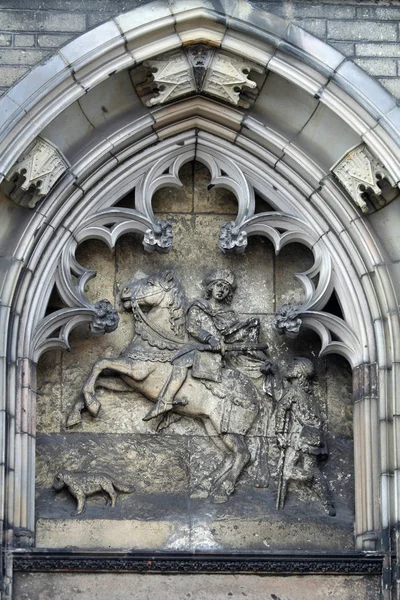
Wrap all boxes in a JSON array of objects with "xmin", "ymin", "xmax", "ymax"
[{"xmin": 35, "ymin": 162, "xmax": 354, "ymax": 553}]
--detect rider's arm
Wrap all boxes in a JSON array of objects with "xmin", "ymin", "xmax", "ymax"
[{"xmin": 187, "ymin": 306, "xmax": 220, "ymax": 345}]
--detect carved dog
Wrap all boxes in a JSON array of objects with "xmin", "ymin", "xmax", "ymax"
[{"xmin": 53, "ymin": 471, "xmax": 134, "ymax": 514}]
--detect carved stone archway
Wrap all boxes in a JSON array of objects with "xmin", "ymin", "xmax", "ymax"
[{"xmin": 1, "ymin": 2, "xmax": 400, "ymax": 598}]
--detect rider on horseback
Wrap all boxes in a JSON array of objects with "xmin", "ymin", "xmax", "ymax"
[{"xmin": 143, "ymin": 268, "xmax": 262, "ymax": 421}]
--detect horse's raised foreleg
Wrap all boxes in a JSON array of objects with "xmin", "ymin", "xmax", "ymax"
[
  {"xmin": 210, "ymin": 434, "xmax": 251, "ymax": 503},
  {"xmin": 82, "ymin": 357, "xmax": 152, "ymax": 417}
]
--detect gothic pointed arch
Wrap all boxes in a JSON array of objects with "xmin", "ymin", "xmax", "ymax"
[{"xmin": 1, "ymin": 2, "xmax": 400, "ymax": 597}]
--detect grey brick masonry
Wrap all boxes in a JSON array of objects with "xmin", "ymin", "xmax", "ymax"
[{"xmin": 0, "ymin": 0, "xmax": 400, "ymax": 102}]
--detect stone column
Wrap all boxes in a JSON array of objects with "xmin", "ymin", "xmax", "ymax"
[
  {"xmin": 6, "ymin": 358, "xmax": 35, "ymax": 548},
  {"xmin": 353, "ymin": 363, "xmax": 380, "ymax": 550}
]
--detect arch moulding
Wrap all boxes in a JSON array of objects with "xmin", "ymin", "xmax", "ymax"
[{"xmin": 1, "ymin": 1, "xmax": 400, "ymax": 598}]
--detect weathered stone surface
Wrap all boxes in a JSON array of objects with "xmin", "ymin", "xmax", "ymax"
[
  {"xmin": 36, "ymin": 350, "xmax": 62, "ymax": 433},
  {"xmin": 36, "ymin": 519, "xmax": 177, "ymax": 549},
  {"xmin": 275, "ymin": 242, "xmax": 314, "ymax": 307},
  {"xmin": 152, "ymin": 162, "xmax": 194, "ymax": 213},
  {"xmin": 14, "ymin": 573, "xmax": 381, "ymax": 600},
  {"xmin": 36, "ymin": 433, "xmax": 189, "ymax": 517},
  {"xmin": 193, "ymin": 162, "xmax": 238, "ymax": 214},
  {"xmin": 115, "ymin": 220, "xmax": 275, "ymax": 315}
]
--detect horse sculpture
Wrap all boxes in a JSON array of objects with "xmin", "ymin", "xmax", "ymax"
[{"xmin": 67, "ymin": 269, "xmax": 270, "ymax": 503}]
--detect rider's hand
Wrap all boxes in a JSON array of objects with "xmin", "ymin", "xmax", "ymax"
[
  {"xmin": 276, "ymin": 433, "xmax": 288, "ymax": 448},
  {"xmin": 208, "ymin": 336, "xmax": 222, "ymax": 352},
  {"xmin": 247, "ymin": 317, "xmax": 260, "ymax": 328}
]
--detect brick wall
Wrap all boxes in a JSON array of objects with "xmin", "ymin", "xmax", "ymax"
[{"xmin": 1, "ymin": 0, "xmax": 400, "ymax": 99}]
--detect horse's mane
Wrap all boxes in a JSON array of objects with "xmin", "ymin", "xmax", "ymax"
[{"xmin": 160, "ymin": 270, "xmax": 186, "ymax": 339}]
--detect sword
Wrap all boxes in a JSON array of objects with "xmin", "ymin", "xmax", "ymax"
[{"xmin": 171, "ymin": 342, "xmax": 269, "ymax": 362}]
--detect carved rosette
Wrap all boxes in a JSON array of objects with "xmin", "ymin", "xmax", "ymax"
[
  {"xmin": 273, "ymin": 301, "xmax": 303, "ymax": 338},
  {"xmin": 219, "ymin": 221, "xmax": 248, "ymax": 254},
  {"xmin": 90, "ymin": 300, "xmax": 120, "ymax": 335},
  {"xmin": 3, "ymin": 137, "xmax": 69, "ymax": 208},
  {"xmin": 332, "ymin": 143, "xmax": 395, "ymax": 213},
  {"xmin": 142, "ymin": 220, "xmax": 173, "ymax": 253}
]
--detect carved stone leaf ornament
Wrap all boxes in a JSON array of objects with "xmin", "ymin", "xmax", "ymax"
[
  {"xmin": 141, "ymin": 46, "xmax": 264, "ymax": 107},
  {"xmin": 203, "ymin": 53, "xmax": 261, "ymax": 107},
  {"xmin": 332, "ymin": 143, "xmax": 394, "ymax": 213},
  {"xmin": 144, "ymin": 52, "xmax": 196, "ymax": 106},
  {"xmin": 2, "ymin": 137, "xmax": 69, "ymax": 208}
]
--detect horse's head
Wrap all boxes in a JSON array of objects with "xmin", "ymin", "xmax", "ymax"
[{"xmin": 121, "ymin": 269, "xmax": 176, "ymax": 311}]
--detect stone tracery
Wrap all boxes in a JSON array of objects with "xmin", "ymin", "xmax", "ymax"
[{"xmin": 0, "ymin": 1, "xmax": 400, "ymax": 597}]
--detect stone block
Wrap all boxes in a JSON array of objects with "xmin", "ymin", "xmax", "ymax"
[
  {"xmin": 36, "ymin": 350, "xmax": 62, "ymax": 434},
  {"xmin": 0, "ymin": 65, "xmax": 29, "ymax": 87},
  {"xmin": 77, "ymin": 70, "xmax": 147, "ymax": 130},
  {"xmin": 250, "ymin": 71, "xmax": 318, "ymax": 141},
  {"xmin": 327, "ymin": 21, "xmax": 397, "ymax": 42},
  {"xmin": 329, "ymin": 42, "xmax": 354, "ymax": 57},
  {"xmin": 378, "ymin": 77, "xmax": 400, "ymax": 100},
  {"xmin": 275, "ymin": 242, "xmax": 314, "ymax": 306},
  {"xmin": 13, "ymin": 573, "xmax": 382, "ymax": 600},
  {"xmin": 326, "ymin": 355, "xmax": 353, "ymax": 438},
  {"xmin": 0, "ymin": 48, "xmax": 51, "ymax": 66},
  {"xmin": 14, "ymin": 34, "xmax": 35, "ymax": 47},
  {"xmin": 87, "ymin": 12, "xmax": 115, "ymax": 29},
  {"xmin": 193, "ymin": 162, "xmax": 238, "ymax": 214},
  {"xmin": 354, "ymin": 58, "xmax": 397, "ymax": 77},
  {"xmin": 36, "ymin": 518, "xmax": 177, "ymax": 549},
  {"xmin": 0, "ymin": 10, "xmax": 86, "ymax": 33},
  {"xmin": 292, "ymin": 18, "xmax": 327, "ymax": 39},
  {"xmin": 292, "ymin": 4, "xmax": 355, "ymax": 19},
  {"xmin": 37, "ymin": 34, "xmax": 76, "ymax": 48},
  {"xmin": 356, "ymin": 6, "xmax": 400, "ymax": 20},
  {"xmin": 36, "ymin": 433, "xmax": 190, "ymax": 518},
  {"xmin": 367, "ymin": 199, "xmax": 400, "ymax": 261},
  {"xmin": 0, "ymin": 33, "xmax": 12, "ymax": 46},
  {"xmin": 356, "ymin": 42, "xmax": 400, "ymax": 58},
  {"xmin": 295, "ymin": 102, "xmax": 362, "ymax": 171}
]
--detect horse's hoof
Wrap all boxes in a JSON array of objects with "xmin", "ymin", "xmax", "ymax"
[
  {"xmin": 210, "ymin": 492, "xmax": 229, "ymax": 504},
  {"xmin": 66, "ymin": 412, "xmax": 82, "ymax": 428},
  {"xmin": 328, "ymin": 503, "xmax": 336, "ymax": 517},
  {"xmin": 190, "ymin": 487, "xmax": 210, "ymax": 500},
  {"xmin": 86, "ymin": 394, "xmax": 101, "ymax": 417}
]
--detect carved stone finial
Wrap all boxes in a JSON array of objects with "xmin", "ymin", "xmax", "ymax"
[
  {"xmin": 90, "ymin": 300, "xmax": 120, "ymax": 335},
  {"xmin": 273, "ymin": 301, "xmax": 303, "ymax": 338},
  {"xmin": 134, "ymin": 46, "xmax": 264, "ymax": 108},
  {"xmin": 332, "ymin": 143, "xmax": 396, "ymax": 213},
  {"xmin": 142, "ymin": 220, "xmax": 173, "ymax": 253},
  {"xmin": 2, "ymin": 137, "xmax": 69, "ymax": 208},
  {"xmin": 219, "ymin": 221, "xmax": 247, "ymax": 254}
]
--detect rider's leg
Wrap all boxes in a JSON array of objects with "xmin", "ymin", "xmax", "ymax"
[{"xmin": 143, "ymin": 365, "xmax": 188, "ymax": 421}]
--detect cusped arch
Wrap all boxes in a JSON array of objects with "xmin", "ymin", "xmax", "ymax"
[{"xmin": 0, "ymin": 1, "xmax": 399, "ymax": 579}]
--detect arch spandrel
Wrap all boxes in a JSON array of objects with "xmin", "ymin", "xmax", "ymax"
[{"xmin": 0, "ymin": 2, "xmax": 399, "ymax": 598}]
